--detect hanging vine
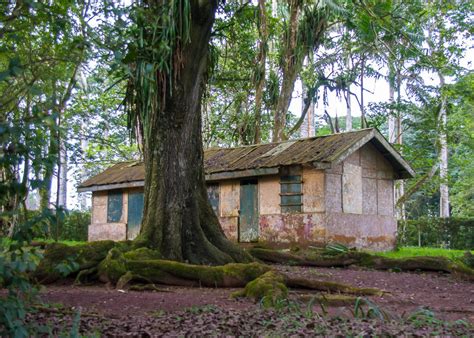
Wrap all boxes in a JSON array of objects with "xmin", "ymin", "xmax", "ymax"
[{"xmin": 125, "ymin": 0, "xmax": 191, "ymax": 148}]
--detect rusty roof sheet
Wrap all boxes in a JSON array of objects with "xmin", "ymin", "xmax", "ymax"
[
  {"xmin": 204, "ymin": 128, "xmax": 373, "ymax": 174},
  {"xmin": 79, "ymin": 161, "xmax": 145, "ymax": 188},
  {"xmin": 79, "ymin": 128, "xmax": 412, "ymax": 189}
]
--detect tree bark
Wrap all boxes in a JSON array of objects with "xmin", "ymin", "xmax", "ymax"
[
  {"xmin": 360, "ymin": 54, "xmax": 367, "ymax": 128},
  {"xmin": 58, "ymin": 136, "xmax": 67, "ymax": 208},
  {"xmin": 297, "ymin": 78, "xmax": 316, "ymax": 138},
  {"xmin": 344, "ymin": 43, "xmax": 352, "ymax": 131},
  {"xmin": 253, "ymin": 0, "xmax": 267, "ymax": 144},
  {"xmin": 438, "ymin": 73, "xmax": 450, "ymax": 218},
  {"xmin": 272, "ymin": 0, "xmax": 301, "ymax": 142},
  {"xmin": 388, "ymin": 64, "xmax": 397, "ymax": 143},
  {"xmin": 134, "ymin": 1, "xmax": 251, "ymax": 265}
]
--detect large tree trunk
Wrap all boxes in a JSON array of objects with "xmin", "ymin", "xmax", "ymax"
[{"xmin": 134, "ymin": 1, "xmax": 251, "ymax": 265}]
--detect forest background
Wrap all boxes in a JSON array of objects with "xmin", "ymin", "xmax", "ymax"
[{"xmin": 1, "ymin": 0, "xmax": 473, "ymax": 247}]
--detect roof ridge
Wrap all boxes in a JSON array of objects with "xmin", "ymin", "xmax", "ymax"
[{"xmin": 204, "ymin": 128, "xmax": 375, "ymax": 152}]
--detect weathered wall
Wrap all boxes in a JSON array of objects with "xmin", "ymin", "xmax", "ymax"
[
  {"xmin": 91, "ymin": 190, "xmax": 129, "ymax": 224},
  {"xmin": 219, "ymin": 180, "xmax": 240, "ymax": 217},
  {"xmin": 121, "ymin": 190, "xmax": 128, "ymax": 223},
  {"xmin": 259, "ymin": 176, "xmax": 280, "ymax": 215},
  {"xmin": 342, "ymin": 162, "xmax": 362, "ymax": 214},
  {"xmin": 218, "ymin": 180, "xmax": 240, "ymax": 240},
  {"xmin": 259, "ymin": 213, "xmax": 326, "ymax": 244},
  {"xmin": 302, "ymin": 167, "xmax": 325, "ymax": 213},
  {"xmin": 88, "ymin": 222, "xmax": 126, "ymax": 241},
  {"xmin": 91, "ymin": 191, "xmax": 107, "ymax": 224},
  {"xmin": 218, "ymin": 169, "xmax": 327, "ymax": 245},
  {"xmin": 90, "ymin": 189, "xmax": 130, "ymax": 241},
  {"xmin": 323, "ymin": 142, "xmax": 396, "ymax": 250},
  {"xmin": 324, "ymin": 213, "xmax": 396, "ymax": 250},
  {"xmin": 219, "ymin": 216, "xmax": 238, "ymax": 241}
]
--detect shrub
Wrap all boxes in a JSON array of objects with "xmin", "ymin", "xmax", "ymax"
[
  {"xmin": 32, "ymin": 209, "xmax": 90, "ymax": 242},
  {"xmin": 398, "ymin": 217, "xmax": 474, "ymax": 250}
]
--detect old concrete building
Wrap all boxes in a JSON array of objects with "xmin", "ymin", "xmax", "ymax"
[{"xmin": 78, "ymin": 128, "xmax": 414, "ymax": 250}]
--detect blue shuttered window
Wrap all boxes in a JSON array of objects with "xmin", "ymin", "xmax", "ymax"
[
  {"xmin": 280, "ymin": 174, "xmax": 302, "ymax": 213},
  {"xmin": 107, "ymin": 190, "xmax": 123, "ymax": 222},
  {"xmin": 207, "ymin": 183, "xmax": 220, "ymax": 216}
]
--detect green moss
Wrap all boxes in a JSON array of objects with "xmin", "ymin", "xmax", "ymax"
[
  {"xmin": 123, "ymin": 247, "xmax": 162, "ymax": 260},
  {"xmin": 221, "ymin": 262, "xmax": 271, "ymax": 283},
  {"xmin": 97, "ymin": 248, "xmax": 127, "ymax": 284},
  {"xmin": 34, "ymin": 240, "xmax": 116, "ymax": 283},
  {"xmin": 116, "ymin": 271, "xmax": 134, "ymax": 289},
  {"xmin": 74, "ymin": 266, "xmax": 98, "ymax": 285},
  {"xmin": 462, "ymin": 251, "xmax": 474, "ymax": 269},
  {"xmin": 127, "ymin": 259, "xmax": 224, "ymax": 286},
  {"xmin": 124, "ymin": 260, "xmax": 271, "ymax": 287},
  {"xmin": 240, "ymin": 271, "xmax": 288, "ymax": 307}
]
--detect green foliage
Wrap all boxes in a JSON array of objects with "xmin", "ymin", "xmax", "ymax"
[
  {"xmin": 32, "ymin": 209, "xmax": 90, "ymax": 242},
  {"xmin": 375, "ymin": 246, "xmax": 473, "ymax": 260},
  {"xmin": 397, "ymin": 218, "xmax": 474, "ymax": 250},
  {"xmin": 324, "ymin": 243, "xmax": 349, "ymax": 255},
  {"xmin": 122, "ymin": 1, "xmax": 193, "ymax": 144},
  {"xmin": 34, "ymin": 241, "xmax": 117, "ymax": 284},
  {"xmin": 0, "ymin": 211, "xmax": 52, "ymax": 336}
]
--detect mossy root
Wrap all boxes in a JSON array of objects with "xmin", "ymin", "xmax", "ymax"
[
  {"xmin": 233, "ymin": 271, "xmax": 288, "ymax": 308},
  {"xmin": 250, "ymin": 248, "xmax": 474, "ymax": 280},
  {"xmin": 286, "ymin": 277, "xmax": 385, "ymax": 296},
  {"xmin": 34, "ymin": 241, "xmax": 118, "ymax": 283}
]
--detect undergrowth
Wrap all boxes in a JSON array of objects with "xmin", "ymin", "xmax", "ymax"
[{"xmin": 374, "ymin": 246, "xmax": 474, "ymax": 260}]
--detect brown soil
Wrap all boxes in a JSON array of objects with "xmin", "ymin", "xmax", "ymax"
[
  {"xmin": 275, "ymin": 265, "xmax": 474, "ymax": 322},
  {"xmin": 23, "ymin": 266, "xmax": 473, "ymax": 336},
  {"xmin": 37, "ymin": 285, "xmax": 255, "ymax": 317}
]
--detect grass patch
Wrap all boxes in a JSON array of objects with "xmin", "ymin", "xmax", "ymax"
[
  {"xmin": 374, "ymin": 247, "xmax": 473, "ymax": 260},
  {"xmin": 1, "ymin": 238, "xmax": 86, "ymax": 248},
  {"xmin": 33, "ymin": 238, "xmax": 86, "ymax": 246}
]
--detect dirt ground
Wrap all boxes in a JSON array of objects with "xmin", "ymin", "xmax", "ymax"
[{"xmin": 26, "ymin": 266, "xmax": 474, "ymax": 336}]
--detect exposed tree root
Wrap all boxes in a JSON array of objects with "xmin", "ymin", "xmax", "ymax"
[
  {"xmin": 232, "ymin": 271, "xmax": 288, "ymax": 307},
  {"xmin": 128, "ymin": 284, "xmax": 172, "ymax": 292},
  {"xmin": 249, "ymin": 248, "xmax": 474, "ymax": 280},
  {"xmin": 34, "ymin": 243, "xmax": 388, "ymax": 307},
  {"xmin": 286, "ymin": 278, "xmax": 385, "ymax": 296},
  {"xmin": 34, "ymin": 241, "xmax": 123, "ymax": 283}
]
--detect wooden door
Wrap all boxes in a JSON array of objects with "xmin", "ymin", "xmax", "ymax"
[
  {"xmin": 239, "ymin": 179, "xmax": 259, "ymax": 242},
  {"xmin": 127, "ymin": 191, "xmax": 144, "ymax": 240}
]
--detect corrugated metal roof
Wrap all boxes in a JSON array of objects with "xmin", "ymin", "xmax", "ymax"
[
  {"xmin": 204, "ymin": 128, "xmax": 372, "ymax": 174},
  {"xmin": 79, "ymin": 161, "xmax": 145, "ymax": 189},
  {"xmin": 78, "ymin": 128, "xmax": 413, "ymax": 190}
]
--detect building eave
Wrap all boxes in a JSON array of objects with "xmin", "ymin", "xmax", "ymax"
[{"xmin": 77, "ymin": 180, "xmax": 144, "ymax": 193}]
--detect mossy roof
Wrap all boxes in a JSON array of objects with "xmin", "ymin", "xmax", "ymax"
[{"xmin": 78, "ymin": 128, "xmax": 414, "ymax": 191}]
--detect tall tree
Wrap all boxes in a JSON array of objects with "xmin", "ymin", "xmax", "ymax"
[
  {"xmin": 124, "ymin": 1, "xmax": 250, "ymax": 264},
  {"xmin": 272, "ymin": 1, "xmax": 327, "ymax": 141},
  {"xmin": 422, "ymin": 0, "xmax": 472, "ymax": 218},
  {"xmin": 253, "ymin": 0, "xmax": 268, "ymax": 144}
]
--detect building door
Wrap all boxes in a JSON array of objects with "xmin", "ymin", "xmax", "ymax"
[
  {"xmin": 239, "ymin": 179, "xmax": 259, "ymax": 242},
  {"xmin": 127, "ymin": 191, "xmax": 144, "ymax": 240}
]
